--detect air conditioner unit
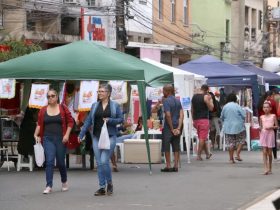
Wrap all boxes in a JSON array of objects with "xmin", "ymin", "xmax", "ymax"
[{"xmin": 64, "ymin": 0, "xmax": 78, "ymax": 4}]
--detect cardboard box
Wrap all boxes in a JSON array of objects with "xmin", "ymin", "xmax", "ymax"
[{"xmin": 123, "ymin": 139, "xmax": 162, "ymax": 163}]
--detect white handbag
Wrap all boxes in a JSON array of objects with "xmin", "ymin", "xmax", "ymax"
[
  {"xmin": 34, "ymin": 142, "xmax": 45, "ymax": 167},
  {"xmin": 98, "ymin": 122, "xmax": 110, "ymax": 150}
]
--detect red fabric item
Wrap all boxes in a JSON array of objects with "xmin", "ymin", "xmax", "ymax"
[
  {"xmin": 133, "ymin": 98, "xmax": 140, "ymax": 123},
  {"xmin": 66, "ymin": 133, "xmax": 80, "ymax": 149},
  {"xmin": 37, "ymin": 104, "xmax": 74, "ymax": 140},
  {"xmin": 250, "ymin": 127, "xmax": 260, "ymax": 140},
  {"xmin": 0, "ymin": 82, "xmax": 20, "ymax": 115}
]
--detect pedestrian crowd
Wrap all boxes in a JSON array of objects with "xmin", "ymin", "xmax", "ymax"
[{"xmin": 15, "ymin": 83, "xmax": 279, "ymax": 196}]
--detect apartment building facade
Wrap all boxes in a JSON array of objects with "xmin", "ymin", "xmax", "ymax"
[
  {"xmin": 1, "ymin": 0, "xmax": 156, "ymax": 51},
  {"xmin": 153, "ymin": 0, "xmax": 191, "ymax": 66},
  {"xmin": 268, "ymin": 0, "xmax": 280, "ymax": 57},
  {"xmin": 231, "ymin": 0, "xmax": 263, "ymax": 64},
  {"xmin": 191, "ymin": 0, "xmax": 232, "ymax": 62},
  {"xmin": 0, "ymin": 0, "xmax": 87, "ymax": 48}
]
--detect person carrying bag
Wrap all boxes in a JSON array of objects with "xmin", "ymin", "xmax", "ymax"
[
  {"xmin": 98, "ymin": 122, "xmax": 110, "ymax": 150},
  {"xmin": 34, "ymin": 89, "xmax": 74, "ymax": 194},
  {"xmin": 78, "ymin": 84, "xmax": 123, "ymax": 196}
]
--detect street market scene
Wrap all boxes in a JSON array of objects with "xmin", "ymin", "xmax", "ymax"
[{"xmin": 2, "ymin": 0, "xmax": 280, "ymax": 210}]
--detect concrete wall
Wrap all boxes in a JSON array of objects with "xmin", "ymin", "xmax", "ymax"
[
  {"xmin": 244, "ymin": 0, "xmax": 263, "ymax": 63},
  {"xmin": 268, "ymin": 0, "xmax": 280, "ymax": 57},
  {"xmin": 2, "ymin": 8, "xmax": 26, "ymax": 40},
  {"xmin": 191, "ymin": 0, "xmax": 231, "ymax": 62},
  {"xmin": 231, "ymin": 0, "xmax": 245, "ymax": 63},
  {"xmin": 126, "ymin": 0, "xmax": 152, "ymax": 35}
]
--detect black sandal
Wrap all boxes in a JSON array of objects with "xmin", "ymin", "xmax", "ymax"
[
  {"xmin": 160, "ymin": 167, "xmax": 172, "ymax": 172},
  {"xmin": 172, "ymin": 167, "xmax": 178, "ymax": 172},
  {"xmin": 235, "ymin": 157, "xmax": 243, "ymax": 161}
]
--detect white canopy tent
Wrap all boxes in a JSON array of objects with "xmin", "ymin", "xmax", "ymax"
[{"xmin": 141, "ymin": 58, "xmax": 206, "ymax": 163}]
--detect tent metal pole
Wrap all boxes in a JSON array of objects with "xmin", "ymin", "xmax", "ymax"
[{"xmin": 137, "ymin": 81, "xmax": 152, "ymax": 174}]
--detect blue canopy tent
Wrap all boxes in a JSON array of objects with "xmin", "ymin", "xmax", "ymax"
[
  {"xmin": 237, "ymin": 61, "xmax": 280, "ymax": 86},
  {"xmin": 177, "ymin": 55, "xmax": 260, "ymax": 113}
]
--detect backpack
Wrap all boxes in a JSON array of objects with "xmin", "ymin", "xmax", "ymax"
[{"xmin": 215, "ymin": 100, "xmax": 222, "ymax": 118}]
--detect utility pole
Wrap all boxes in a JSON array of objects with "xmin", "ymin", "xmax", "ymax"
[
  {"xmin": 116, "ymin": 0, "xmax": 125, "ymax": 52},
  {"xmin": 231, "ymin": 0, "xmax": 245, "ymax": 63},
  {"xmin": 262, "ymin": 0, "xmax": 270, "ymax": 59},
  {"xmin": 273, "ymin": 23, "xmax": 276, "ymax": 56}
]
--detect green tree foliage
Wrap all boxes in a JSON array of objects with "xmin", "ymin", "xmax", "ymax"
[{"xmin": 0, "ymin": 40, "xmax": 42, "ymax": 62}]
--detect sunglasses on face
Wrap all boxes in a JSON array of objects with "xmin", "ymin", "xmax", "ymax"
[{"xmin": 47, "ymin": 94, "xmax": 56, "ymax": 99}]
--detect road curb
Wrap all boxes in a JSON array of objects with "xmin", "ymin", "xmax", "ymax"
[{"xmin": 239, "ymin": 188, "xmax": 280, "ymax": 210}]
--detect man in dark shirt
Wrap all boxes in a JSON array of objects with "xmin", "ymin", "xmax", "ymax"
[
  {"xmin": 191, "ymin": 84, "xmax": 214, "ymax": 161},
  {"xmin": 161, "ymin": 84, "xmax": 184, "ymax": 172}
]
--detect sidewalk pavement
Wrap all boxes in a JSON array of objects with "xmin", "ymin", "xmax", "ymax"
[
  {"xmin": 244, "ymin": 189, "xmax": 280, "ymax": 210},
  {"xmin": 1, "ymin": 150, "xmax": 280, "ymax": 210}
]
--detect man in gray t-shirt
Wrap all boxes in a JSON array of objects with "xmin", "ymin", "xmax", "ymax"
[{"xmin": 161, "ymin": 84, "xmax": 184, "ymax": 172}]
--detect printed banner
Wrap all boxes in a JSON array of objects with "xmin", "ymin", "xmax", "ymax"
[
  {"xmin": 146, "ymin": 87, "xmax": 163, "ymax": 101},
  {"xmin": 59, "ymin": 82, "xmax": 66, "ymax": 104},
  {"xmin": 109, "ymin": 81, "xmax": 128, "ymax": 104},
  {"xmin": 0, "ymin": 79, "xmax": 16, "ymax": 99},
  {"xmin": 181, "ymin": 97, "xmax": 191, "ymax": 111},
  {"xmin": 83, "ymin": 9, "xmax": 116, "ymax": 48},
  {"xmin": 28, "ymin": 84, "xmax": 49, "ymax": 109},
  {"xmin": 78, "ymin": 81, "xmax": 99, "ymax": 111}
]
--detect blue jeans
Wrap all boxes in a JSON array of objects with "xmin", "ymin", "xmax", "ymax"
[
  {"xmin": 43, "ymin": 135, "xmax": 67, "ymax": 188},
  {"xmin": 92, "ymin": 135, "xmax": 116, "ymax": 188},
  {"xmin": 116, "ymin": 134, "xmax": 135, "ymax": 144}
]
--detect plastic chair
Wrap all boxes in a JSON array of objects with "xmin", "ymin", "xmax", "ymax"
[
  {"xmin": 17, "ymin": 154, "xmax": 33, "ymax": 171},
  {"xmin": 219, "ymin": 127, "xmax": 226, "ymax": 151},
  {"xmin": 0, "ymin": 147, "xmax": 9, "ymax": 171}
]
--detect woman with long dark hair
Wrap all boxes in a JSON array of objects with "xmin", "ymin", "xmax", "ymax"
[{"xmin": 34, "ymin": 89, "xmax": 74, "ymax": 194}]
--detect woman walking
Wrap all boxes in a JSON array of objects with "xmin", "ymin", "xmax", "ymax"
[
  {"xmin": 34, "ymin": 89, "xmax": 74, "ymax": 194},
  {"xmin": 78, "ymin": 84, "xmax": 123, "ymax": 196},
  {"xmin": 221, "ymin": 93, "xmax": 246, "ymax": 163},
  {"xmin": 259, "ymin": 101, "xmax": 278, "ymax": 175}
]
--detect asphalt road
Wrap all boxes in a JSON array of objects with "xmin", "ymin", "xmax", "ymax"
[{"xmin": 0, "ymin": 150, "xmax": 279, "ymax": 210}]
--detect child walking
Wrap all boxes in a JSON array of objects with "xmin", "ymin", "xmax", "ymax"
[{"xmin": 259, "ymin": 101, "xmax": 278, "ymax": 175}]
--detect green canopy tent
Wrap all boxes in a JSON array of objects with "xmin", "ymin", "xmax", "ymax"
[{"xmin": 0, "ymin": 40, "xmax": 174, "ymax": 173}]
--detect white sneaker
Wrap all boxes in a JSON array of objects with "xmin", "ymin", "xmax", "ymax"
[
  {"xmin": 62, "ymin": 183, "xmax": 68, "ymax": 192},
  {"xmin": 43, "ymin": 186, "xmax": 52, "ymax": 194}
]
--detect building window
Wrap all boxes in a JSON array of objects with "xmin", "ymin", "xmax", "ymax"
[
  {"xmin": 171, "ymin": 0, "xmax": 176, "ymax": 23},
  {"xmin": 251, "ymin": 28, "xmax": 256, "ymax": 41},
  {"xmin": 258, "ymin": 11, "xmax": 262, "ymax": 30},
  {"xmin": 139, "ymin": 0, "xmax": 147, "ymax": 5},
  {"xmin": 87, "ymin": 0, "xmax": 95, "ymax": 6},
  {"xmin": 245, "ymin": 6, "xmax": 249, "ymax": 25},
  {"xmin": 226, "ymin": 19, "xmax": 230, "ymax": 43},
  {"xmin": 0, "ymin": 10, "xmax": 3, "ymax": 27},
  {"xmin": 183, "ymin": 0, "xmax": 188, "ymax": 25},
  {"xmin": 158, "ymin": 0, "xmax": 163, "ymax": 20}
]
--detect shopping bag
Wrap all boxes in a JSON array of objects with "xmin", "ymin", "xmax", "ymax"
[
  {"xmin": 98, "ymin": 122, "xmax": 110, "ymax": 150},
  {"xmin": 34, "ymin": 142, "xmax": 45, "ymax": 167}
]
